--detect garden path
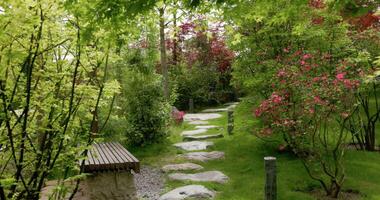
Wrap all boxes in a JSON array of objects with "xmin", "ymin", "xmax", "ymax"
[{"xmin": 159, "ymin": 102, "xmax": 238, "ymax": 200}]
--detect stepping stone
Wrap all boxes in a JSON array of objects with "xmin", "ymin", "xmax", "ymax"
[
  {"xmin": 183, "ymin": 134, "xmax": 223, "ymax": 141},
  {"xmin": 201, "ymin": 108, "xmax": 228, "ymax": 113},
  {"xmin": 224, "ymin": 102, "xmax": 239, "ymax": 106},
  {"xmin": 189, "ymin": 121, "xmax": 209, "ymax": 125},
  {"xmin": 194, "ymin": 125, "xmax": 218, "ymax": 129},
  {"xmin": 184, "ymin": 113, "xmax": 222, "ymax": 122},
  {"xmin": 168, "ymin": 171, "xmax": 229, "ymax": 184},
  {"xmin": 174, "ymin": 141, "xmax": 213, "ymax": 151},
  {"xmin": 158, "ymin": 185, "xmax": 215, "ymax": 200},
  {"xmin": 180, "ymin": 151, "xmax": 224, "ymax": 162},
  {"xmin": 227, "ymin": 104, "xmax": 237, "ymax": 109},
  {"xmin": 181, "ymin": 129, "xmax": 207, "ymax": 136},
  {"xmin": 162, "ymin": 163, "xmax": 204, "ymax": 172}
]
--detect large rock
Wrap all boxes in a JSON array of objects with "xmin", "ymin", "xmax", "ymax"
[
  {"xmin": 168, "ymin": 171, "xmax": 229, "ymax": 184},
  {"xmin": 158, "ymin": 185, "xmax": 215, "ymax": 200},
  {"xmin": 162, "ymin": 163, "xmax": 203, "ymax": 172},
  {"xmin": 183, "ymin": 134, "xmax": 223, "ymax": 141},
  {"xmin": 194, "ymin": 125, "xmax": 218, "ymax": 129},
  {"xmin": 188, "ymin": 121, "xmax": 209, "ymax": 125},
  {"xmin": 180, "ymin": 151, "xmax": 225, "ymax": 162},
  {"xmin": 184, "ymin": 113, "xmax": 222, "ymax": 122},
  {"xmin": 174, "ymin": 141, "xmax": 213, "ymax": 151},
  {"xmin": 181, "ymin": 129, "xmax": 207, "ymax": 136}
]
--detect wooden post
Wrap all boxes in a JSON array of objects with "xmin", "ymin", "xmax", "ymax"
[
  {"xmin": 264, "ymin": 157, "xmax": 277, "ymax": 200},
  {"xmin": 189, "ymin": 98, "xmax": 194, "ymax": 113},
  {"xmin": 227, "ymin": 108, "xmax": 234, "ymax": 135}
]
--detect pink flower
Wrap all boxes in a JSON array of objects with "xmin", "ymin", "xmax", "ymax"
[
  {"xmin": 336, "ymin": 72, "xmax": 345, "ymax": 80},
  {"xmin": 277, "ymin": 70, "xmax": 286, "ymax": 77},
  {"xmin": 304, "ymin": 65, "xmax": 312, "ymax": 71},
  {"xmin": 255, "ymin": 109, "xmax": 262, "ymax": 117},
  {"xmin": 271, "ymin": 94, "xmax": 282, "ymax": 104},
  {"xmin": 313, "ymin": 96, "xmax": 324, "ymax": 104},
  {"xmin": 300, "ymin": 60, "xmax": 306, "ymax": 65},
  {"xmin": 303, "ymin": 54, "xmax": 312, "ymax": 60}
]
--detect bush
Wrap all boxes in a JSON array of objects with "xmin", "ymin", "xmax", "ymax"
[
  {"xmin": 122, "ymin": 70, "xmax": 170, "ymax": 146},
  {"xmin": 100, "ymin": 50, "xmax": 170, "ymax": 146},
  {"xmin": 170, "ymin": 64, "xmax": 237, "ymax": 110}
]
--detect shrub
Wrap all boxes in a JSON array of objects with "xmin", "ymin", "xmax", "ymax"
[{"xmin": 122, "ymin": 70, "xmax": 170, "ymax": 146}]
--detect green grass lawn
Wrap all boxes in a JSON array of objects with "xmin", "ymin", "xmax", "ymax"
[{"xmin": 129, "ymin": 98, "xmax": 380, "ymax": 200}]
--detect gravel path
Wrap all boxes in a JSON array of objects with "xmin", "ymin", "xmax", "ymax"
[{"xmin": 133, "ymin": 166, "xmax": 165, "ymax": 200}]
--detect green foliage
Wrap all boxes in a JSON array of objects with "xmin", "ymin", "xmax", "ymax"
[
  {"xmin": 170, "ymin": 63, "xmax": 235, "ymax": 110},
  {"xmin": 101, "ymin": 49, "xmax": 170, "ymax": 146},
  {"xmin": 122, "ymin": 69, "xmax": 170, "ymax": 146}
]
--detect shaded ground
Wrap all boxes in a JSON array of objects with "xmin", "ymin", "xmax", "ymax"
[{"xmin": 133, "ymin": 166, "xmax": 165, "ymax": 200}]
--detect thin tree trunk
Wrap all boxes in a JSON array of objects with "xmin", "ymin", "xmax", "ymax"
[
  {"xmin": 159, "ymin": 7, "xmax": 169, "ymax": 99},
  {"xmin": 172, "ymin": 11, "xmax": 178, "ymax": 65}
]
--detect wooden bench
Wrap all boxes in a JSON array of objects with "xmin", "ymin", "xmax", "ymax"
[{"xmin": 84, "ymin": 142, "xmax": 140, "ymax": 173}]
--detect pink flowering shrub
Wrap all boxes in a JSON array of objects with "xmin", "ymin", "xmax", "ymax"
[
  {"xmin": 254, "ymin": 50, "xmax": 362, "ymax": 197},
  {"xmin": 171, "ymin": 107, "xmax": 185, "ymax": 124}
]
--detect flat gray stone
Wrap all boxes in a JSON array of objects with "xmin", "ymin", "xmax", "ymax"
[
  {"xmin": 174, "ymin": 141, "xmax": 213, "ymax": 151},
  {"xmin": 184, "ymin": 113, "xmax": 222, "ymax": 122},
  {"xmin": 168, "ymin": 171, "xmax": 229, "ymax": 184},
  {"xmin": 180, "ymin": 151, "xmax": 225, "ymax": 162},
  {"xmin": 188, "ymin": 121, "xmax": 209, "ymax": 125},
  {"xmin": 183, "ymin": 134, "xmax": 223, "ymax": 141},
  {"xmin": 158, "ymin": 185, "xmax": 215, "ymax": 200},
  {"xmin": 162, "ymin": 163, "xmax": 204, "ymax": 172},
  {"xmin": 181, "ymin": 129, "xmax": 207, "ymax": 136},
  {"xmin": 224, "ymin": 102, "xmax": 239, "ymax": 106},
  {"xmin": 201, "ymin": 108, "xmax": 228, "ymax": 113},
  {"xmin": 194, "ymin": 125, "xmax": 218, "ymax": 129}
]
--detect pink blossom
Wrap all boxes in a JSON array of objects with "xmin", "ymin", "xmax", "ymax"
[
  {"xmin": 277, "ymin": 70, "xmax": 286, "ymax": 77},
  {"xmin": 303, "ymin": 54, "xmax": 312, "ymax": 60},
  {"xmin": 255, "ymin": 109, "xmax": 261, "ymax": 117},
  {"xmin": 271, "ymin": 94, "xmax": 282, "ymax": 104},
  {"xmin": 313, "ymin": 96, "xmax": 324, "ymax": 104},
  {"xmin": 336, "ymin": 72, "xmax": 346, "ymax": 80},
  {"xmin": 304, "ymin": 65, "xmax": 312, "ymax": 71},
  {"xmin": 300, "ymin": 60, "xmax": 306, "ymax": 65}
]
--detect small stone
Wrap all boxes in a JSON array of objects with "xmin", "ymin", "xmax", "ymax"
[
  {"xmin": 184, "ymin": 113, "xmax": 222, "ymax": 121},
  {"xmin": 180, "ymin": 151, "xmax": 225, "ymax": 162},
  {"xmin": 174, "ymin": 141, "xmax": 213, "ymax": 151},
  {"xmin": 162, "ymin": 163, "xmax": 204, "ymax": 172},
  {"xmin": 181, "ymin": 129, "xmax": 207, "ymax": 136},
  {"xmin": 183, "ymin": 134, "xmax": 223, "ymax": 141},
  {"xmin": 188, "ymin": 121, "xmax": 209, "ymax": 125},
  {"xmin": 194, "ymin": 125, "xmax": 218, "ymax": 129},
  {"xmin": 158, "ymin": 185, "xmax": 215, "ymax": 200},
  {"xmin": 168, "ymin": 171, "xmax": 229, "ymax": 184}
]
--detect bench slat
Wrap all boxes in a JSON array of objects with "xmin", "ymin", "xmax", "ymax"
[{"xmin": 84, "ymin": 142, "xmax": 139, "ymax": 173}]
